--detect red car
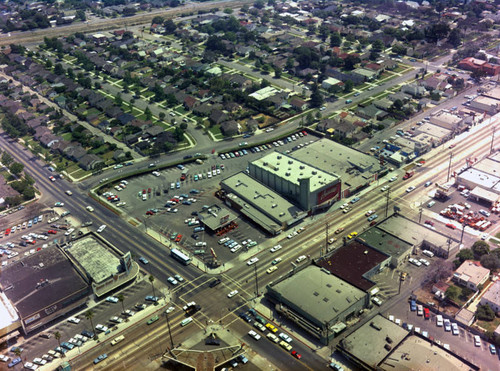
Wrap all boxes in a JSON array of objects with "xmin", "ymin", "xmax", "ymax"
[
  {"xmin": 424, "ymin": 307, "xmax": 430, "ymax": 320},
  {"xmin": 291, "ymin": 350, "xmax": 302, "ymax": 359},
  {"xmin": 146, "ymin": 211, "xmax": 154, "ymax": 215},
  {"xmin": 302, "ymin": 131, "xmax": 308, "ymax": 136},
  {"xmin": 29, "ymin": 240, "xmax": 36, "ymax": 245},
  {"xmin": 175, "ymin": 234, "xmax": 182, "ymax": 242},
  {"xmin": 147, "ymin": 188, "xmax": 151, "ymax": 193},
  {"xmin": 5, "ymin": 228, "xmax": 11, "ymax": 236},
  {"xmin": 142, "ymin": 189, "xmax": 146, "ymax": 194},
  {"xmin": 446, "ymin": 223, "xmax": 456, "ymax": 230},
  {"xmin": 424, "ymin": 220, "xmax": 434, "ymax": 226},
  {"xmin": 47, "ymin": 230, "xmax": 57, "ymax": 234}
]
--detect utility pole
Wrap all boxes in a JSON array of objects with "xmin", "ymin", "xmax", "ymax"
[
  {"xmin": 324, "ymin": 222, "xmax": 329, "ymax": 256},
  {"xmin": 385, "ymin": 188, "xmax": 390, "ymax": 218},
  {"xmin": 165, "ymin": 310, "xmax": 174, "ymax": 350},
  {"xmin": 446, "ymin": 152, "xmax": 453, "ymax": 182},
  {"xmin": 418, "ymin": 207, "xmax": 423, "ymax": 223},
  {"xmin": 460, "ymin": 222, "xmax": 466, "ymax": 244},
  {"xmin": 254, "ymin": 263, "xmax": 259, "ymax": 297}
]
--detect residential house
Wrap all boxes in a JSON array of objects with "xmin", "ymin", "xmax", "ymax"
[
  {"xmin": 117, "ymin": 113, "xmax": 136, "ymax": 126},
  {"xmin": 183, "ymin": 96, "xmax": 200, "ymax": 111},
  {"xmin": 78, "ymin": 154, "xmax": 104, "ymax": 170},
  {"xmin": 402, "ymin": 83, "xmax": 426, "ymax": 98},
  {"xmin": 290, "ymin": 97, "xmax": 308, "ymax": 111},
  {"xmin": 480, "ymin": 280, "xmax": 500, "ymax": 313},
  {"xmin": 453, "ymin": 260, "xmax": 490, "ymax": 292},
  {"xmin": 64, "ymin": 145, "xmax": 87, "ymax": 161},
  {"xmin": 209, "ymin": 109, "xmax": 229, "ymax": 125},
  {"xmin": 113, "ymin": 150, "xmax": 127, "ymax": 162},
  {"xmin": 220, "ymin": 120, "xmax": 239, "ymax": 137},
  {"xmin": 143, "ymin": 125, "xmax": 163, "ymax": 139},
  {"xmin": 356, "ymin": 104, "xmax": 389, "ymax": 121}
]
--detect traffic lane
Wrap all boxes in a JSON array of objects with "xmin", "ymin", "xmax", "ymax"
[{"xmin": 230, "ymin": 319, "xmax": 315, "ymax": 371}]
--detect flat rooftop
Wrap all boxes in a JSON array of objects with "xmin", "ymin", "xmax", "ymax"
[
  {"xmin": 292, "ymin": 138, "xmax": 382, "ymax": 176},
  {"xmin": 251, "ymin": 151, "xmax": 339, "ymax": 192},
  {"xmin": 472, "ymin": 157, "xmax": 500, "ymax": 178},
  {"xmin": 198, "ymin": 204, "xmax": 238, "ymax": 231},
  {"xmin": 379, "ymin": 334, "xmax": 478, "ymax": 370},
  {"xmin": 221, "ymin": 172, "xmax": 305, "ymax": 224},
  {"xmin": 473, "ymin": 95, "xmax": 500, "ymax": 106},
  {"xmin": 376, "ymin": 215, "xmax": 453, "ymax": 249},
  {"xmin": 415, "ymin": 122, "xmax": 451, "ymax": 139},
  {"xmin": 0, "ymin": 247, "xmax": 88, "ymax": 318},
  {"xmin": 339, "ymin": 315, "xmax": 408, "ymax": 368},
  {"xmin": 458, "ymin": 168, "xmax": 500, "ymax": 191},
  {"xmin": 67, "ymin": 235, "xmax": 122, "ymax": 284},
  {"xmin": 270, "ymin": 266, "xmax": 365, "ymax": 325},
  {"xmin": 317, "ymin": 242, "xmax": 389, "ymax": 292},
  {"xmin": 358, "ymin": 227, "xmax": 413, "ymax": 258}
]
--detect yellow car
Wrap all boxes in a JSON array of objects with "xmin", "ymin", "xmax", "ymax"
[
  {"xmin": 347, "ymin": 231, "xmax": 358, "ymax": 239},
  {"xmin": 265, "ymin": 323, "xmax": 278, "ymax": 333},
  {"xmin": 267, "ymin": 266, "xmax": 278, "ymax": 274}
]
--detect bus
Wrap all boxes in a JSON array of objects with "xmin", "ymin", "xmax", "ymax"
[
  {"xmin": 180, "ymin": 317, "xmax": 193, "ymax": 327},
  {"xmin": 171, "ymin": 248, "xmax": 191, "ymax": 265}
]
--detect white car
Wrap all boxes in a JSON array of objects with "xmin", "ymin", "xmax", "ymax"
[
  {"xmin": 371, "ymin": 297, "xmax": 383, "ymax": 306},
  {"xmin": 381, "ymin": 185, "xmax": 389, "ymax": 192},
  {"xmin": 227, "ymin": 290, "xmax": 239, "ymax": 298},
  {"xmin": 247, "ymin": 257, "xmax": 259, "ymax": 266},
  {"xmin": 248, "ymin": 330, "xmax": 261, "ymax": 340},
  {"xmin": 444, "ymin": 319, "xmax": 451, "ymax": 332},
  {"xmin": 167, "ymin": 276, "xmax": 179, "ymax": 285},
  {"xmin": 106, "ymin": 296, "xmax": 118, "ymax": 303},
  {"xmin": 409, "ymin": 258, "xmax": 422, "ymax": 267},
  {"xmin": 406, "ymin": 186, "xmax": 416, "ymax": 193},
  {"xmin": 270, "ymin": 244, "xmax": 282, "ymax": 253},
  {"xmin": 110, "ymin": 316, "xmax": 123, "ymax": 324},
  {"xmin": 68, "ymin": 317, "xmax": 80, "ymax": 324},
  {"xmin": 230, "ymin": 245, "xmax": 241, "ymax": 253},
  {"xmin": 165, "ymin": 307, "xmax": 175, "ymax": 314},
  {"xmin": 24, "ymin": 362, "xmax": 38, "ymax": 370},
  {"xmin": 0, "ymin": 355, "xmax": 11, "ymax": 362},
  {"xmin": 97, "ymin": 224, "xmax": 106, "ymax": 233},
  {"xmin": 419, "ymin": 258, "xmax": 430, "ymax": 266},
  {"xmin": 86, "ymin": 206, "xmax": 94, "ymax": 212},
  {"xmin": 389, "ymin": 176, "xmax": 397, "ymax": 182},
  {"xmin": 95, "ymin": 324, "xmax": 108, "ymax": 332},
  {"xmin": 296, "ymin": 255, "xmax": 307, "ymax": 263},
  {"xmin": 278, "ymin": 332, "xmax": 292, "ymax": 343},
  {"xmin": 451, "ymin": 322, "xmax": 459, "ymax": 336}
]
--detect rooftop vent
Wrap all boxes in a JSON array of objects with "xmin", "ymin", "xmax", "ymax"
[
  {"xmin": 364, "ymin": 250, "xmax": 368, "ymax": 255},
  {"xmin": 288, "ymin": 160, "xmax": 293, "ymax": 164},
  {"xmin": 285, "ymin": 172, "xmax": 290, "ymax": 176},
  {"xmin": 271, "ymin": 204, "xmax": 277, "ymax": 208},
  {"xmin": 323, "ymin": 298, "xmax": 329, "ymax": 303},
  {"xmin": 313, "ymin": 292, "xmax": 319, "ymax": 296},
  {"xmin": 370, "ymin": 322, "xmax": 382, "ymax": 331},
  {"xmin": 336, "ymin": 289, "xmax": 341, "ymax": 294},
  {"xmin": 312, "ymin": 171, "xmax": 317, "ymax": 175},
  {"xmin": 277, "ymin": 155, "xmax": 282, "ymax": 159},
  {"xmin": 279, "ymin": 212, "xmax": 285, "ymax": 216},
  {"xmin": 300, "ymin": 165, "xmax": 305, "ymax": 169}
]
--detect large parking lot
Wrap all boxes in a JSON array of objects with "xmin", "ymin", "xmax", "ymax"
[{"xmin": 98, "ymin": 131, "xmax": 319, "ymax": 264}]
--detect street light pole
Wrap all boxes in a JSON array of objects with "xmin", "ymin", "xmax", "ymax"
[{"xmin": 165, "ymin": 310, "xmax": 174, "ymax": 350}]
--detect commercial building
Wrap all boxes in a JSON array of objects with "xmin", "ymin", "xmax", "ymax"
[
  {"xmin": 456, "ymin": 152, "xmax": 500, "ymax": 203},
  {"xmin": 197, "ymin": 204, "xmax": 239, "ymax": 235},
  {"xmin": 376, "ymin": 214, "xmax": 459, "ymax": 258},
  {"xmin": 66, "ymin": 234, "xmax": 139, "ymax": 297},
  {"xmin": 248, "ymin": 86, "xmax": 280, "ymax": 101},
  {"xmin": 0, "ymin": 247, "xmax": 90, "ymax": 335},
  {"xmin": 249, "ymin": 151, "xmax": 341, "ymax": 211},
  {"xmin": 338, "ymin": 314, "xmax": 479, "ymax": 371},
  {"xmin": 357, "ymin": 226, "xmax": 413, "ymax": 267},
  {"xmin": 414, "ymin": 122, "xmax": 452, "ymax": 145},
  {"xmin": 317, "ymin": 242, "xmax": 391, "ymax": 293},
  {"xmin": 220, "ymin": 173, "xmax": 307, "ymax": 234},
  {"xmin": 469, "ymin": 95, "xmax": 500, "ymax": 114},
  {"xmin": 291, "ymin": 139, "xmax": 385, "ymax": 198},
  {"xmin": 453, "ymin": 260, "xmax": 490, "ymax": 292},
  {"xmin": 429, "ymin": 111, "xmax": 464, "ymax": 131},
  {"xmin": 267, "ymin": 265, "xmax": 367, "ymax": 345}
]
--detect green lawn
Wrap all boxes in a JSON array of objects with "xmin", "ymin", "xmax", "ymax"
[
  {"xmin": 476, "ymin": 317, "xmax": 500, "ymax": 334},
  {"xmin": 208, "ymin": 124, "xmax": 223, "ymax": 139}
]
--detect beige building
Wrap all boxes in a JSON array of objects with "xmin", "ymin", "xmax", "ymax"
[
  {"xmin": 453, "ymin": 260, "xmax": 490, "ymax": 292},
  {"xmin": 480, "ymin": 280, "xmax": 500, "ymax": 313}
]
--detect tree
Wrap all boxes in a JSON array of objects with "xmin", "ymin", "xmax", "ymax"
[
  {"xmin": 84, "ymin": 309, "xmax": 96, "ymax": 338},
  {"xmin": 115, "ymin": 93, "xmax": 122, "ymax": 106},
  {"xmin": 456, "ymin": 248, "xmax": 474, "ymax": 264},
  {"xmin": 344, "ymin": 54, "xmax": 360, "ymax": 70},
  {"xmin": 149, "ymin": 275, "xmax": 157, "ymax": 303},
  {"xmin": 481, "ymin": 254, "xmax": 500, "ymax": 270},
  {"xmin": 76, "ymin": 10, "xmax": 86, "ymax": 22},
  {"xmin": 54, "ymin": 63, "xmax": 64, "ymax": 75},
  {"xmin": 448, "ymin": 28, "xmax": 461, "ymax": 48},
  {"xmin": 477, "ymin": 304, "xmax": 495, "ymax": 321},
  {"xmin": 145, "ymin": 106, "xmax": 153, "ymax": 121},
  {"xmin": 9, "ymin": 162, "xmax": 24, "ymax": 175},
  {"xmin": 254, "ymin": 0, "xmax": 265, "ymax": 9},
  {"xmin": 151, "ymin": 16, "xmax": 164, "ymax": 25},
  {"xmin": 159, "ymin": 112, "xmax": 165, "ymax": 121},
  {"xmin": 371, "ymin": 39, "xmax": 384, "ymax": 53},
  {"xmin": 164, "ymin": 19, "xmax": 177, "ymax": 34},
  {"xmin": 309, "ymin": 89, "xmax": 324, "ymax": 108},
  {"xmin": 54, "ymin": 331, "xmax": 62, "ymax": 353},
  {"xmin": 274, "ymin": 66, "xmax": 282, "ymax": 79},
  {"xmin": 1, "ymin": 152, "xmax": 14, "ymax": 167},
  {"xmin": 344, "ymin": 80, "xmax": 354, "ymax": 93},
  {"xmin": 445, "ymin": 285, "xmax": 460, "ymax": 302},
  {"xmin": 472, "ymin": 241, "xmax": 490, "ymax": 259},
  {"xmin": 13, "ymin": 347, "xmax": 22, "ymax": 360},
  {"xmin": 330, "ymin": 32, "xmax": 342, "ymax": 47},
  {"xmin": 117, "ymin": 294, "xmax": 126, "ymax": 319}
]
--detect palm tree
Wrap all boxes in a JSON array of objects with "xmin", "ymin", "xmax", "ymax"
[
  {"xmin": 84, "ymin": 309, "xmax": 96, "ymax": 338},
  {"xmin": 13, "ymin": 347, "xmax": 21, "ymax": 360},
  {"xmin": 54, "ymin": 331, "xmax": 62, "ymax": 356},
  {"xmin": 117, "ymin": 294, "xmax": 127, "ymax": 320},
  {"xmin": 149, "ymin": 275, "xmax": 157, "ymax": 304}
]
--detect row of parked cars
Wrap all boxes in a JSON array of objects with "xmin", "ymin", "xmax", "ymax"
[{"xmin": 242, "ymin": 308, "xmax": 302, "ymax": 360}]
